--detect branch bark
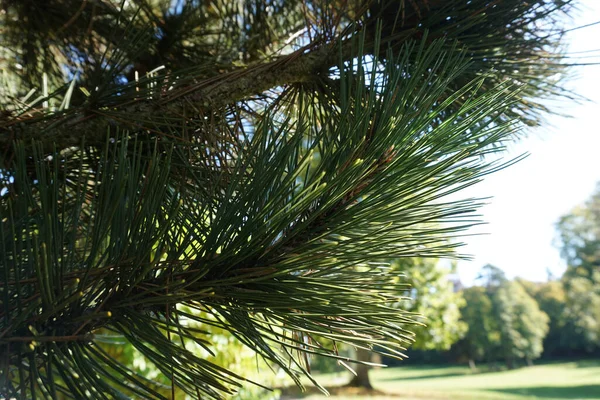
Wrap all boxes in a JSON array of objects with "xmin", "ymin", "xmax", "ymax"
[
  {"xmin": 0, "ymin": 0, "xmax": 568, "ymax": 156},
  {"xmin": 1, "ymin": 42, "xmax": 337, "ymax": 152}
]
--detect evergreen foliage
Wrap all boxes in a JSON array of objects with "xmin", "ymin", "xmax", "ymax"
[{"xmin": 0, "ymin": 0, "xmax": 576, "ymax": 398}]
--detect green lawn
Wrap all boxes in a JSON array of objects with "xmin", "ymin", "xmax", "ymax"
[{"xmin": 281, "ymin": 360, "xmax": 600, "ymax": 400}]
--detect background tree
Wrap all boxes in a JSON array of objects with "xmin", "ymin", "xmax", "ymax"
[
  {"xmin": 347, "ymin": 258, "xmax": 467, "ymax": 388},
  {"xmin": 562, "ymin": 274, "xmax": 600, "ymax": 350},
  {"xmin": 557, "ymin": 184, "xmax": 600, "ymax": 280},
  {"xmin": 0, "ymin": 0, "xmax": 577, "ymax": 398},
  {"xmin": 476, "ymin": 264, "xmax": 508, "ymax": 290},
  {"xmin": 555, "ymin": 184, "xmax": 600, "ymax": 352},
  {"xmin": 493, "ymin": 280, "xmax": 550, "ymax": 368},
  {"xmin": 457, "ymin": 269, "xmax": 549, "ymax": 369},
  {"xmin": 401, "ymin": 259, "xmax": 467, "ymax": 352},
  {"xmin": 458, "ymin": 286, "xmax": 500, "ymax": 370},
  {"xmin": 518, "ymin": 278, "xmax": 596, "ymax": 358}
]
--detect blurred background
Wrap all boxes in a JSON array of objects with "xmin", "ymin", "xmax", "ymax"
[
  {"xmin": 455, "ymin": 0, "xmax": 600, "ymax": 285},
  {"xmin": 283, "ymin": 1, "xmax": 600, "ymax": 399}
]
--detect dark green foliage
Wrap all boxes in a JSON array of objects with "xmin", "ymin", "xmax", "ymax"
[
  {"xmin": 557, "ymin": 184, "xmax": 600, "ymax": 281},
  {"xmin": 519, "ymin": 278, "xmax": 598, "ymax": 358},
  {"xmin": 457, "ymin": 269, "xmax": 549, "ymax": 368},
  {"xmin": 458, "ymin": 286, "xmax": 500, "ymax": 366},
  {"xmin": 0, "ymin": 0, "xmax": 577, "ymax": 398}
]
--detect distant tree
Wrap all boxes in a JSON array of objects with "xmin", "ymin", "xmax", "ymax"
[
  {"xmin": 563, "ymin": 274, "xmax": 600, "ymax": 350},
  {"xmin": 459, "ymin": 270, "xmax": 549, "ymax": 369},
  {"xmin": 403, "ymin": 260, "xmax": 467, "ymax": 351},
  {"xmin": 476, "ymin": 264, "xmax": 507, "ymax": 290},
  {"xmin": 556, "ymin": 184, "xmax": 600, "ymax": 280},
  {"xmin": 518, "ymin": 279, "xmax": 594, "ymax": 357},
  {"xmin": 555, "ymin": 185, "xmax": 600, "ymax": 352},
  {"xmin": 348, "ymin": 258, "xmax": 467, "ymax": 388},
  {"xmin": 531, "ymin": 281, "xmax": 569, "ymax": 355},
  {"xmin": 459, "ymin": 286, "xmax": 500, "ymax": 370},
  {"xmin": 493, "ymin": 281, "xmax": 549, "ymax": 368}
]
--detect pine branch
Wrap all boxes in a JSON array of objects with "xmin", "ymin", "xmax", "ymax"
[
  {"xmin": 0, "ymin": 1, "xmax": 581, "ymax": 397},
  {"xmin": 2, "ymin": 0, "xmax": 575, "ymax": 155},
  {"xmin": 0, "ymin": 37, "xmax": 370, "ymax": 154},
  {"xmin": 1, "ymin": 38, "xmax": 528, "ymax": 398}
]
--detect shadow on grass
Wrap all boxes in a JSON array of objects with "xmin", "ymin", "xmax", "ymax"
[
  {"xmin": 377, "ymin": 364, "xmax": 503, "ymax": 382},
  {"xmin": 378, "ymin": 371, "xmax": 467, "ymax": 381},
  {"xmin": 575, "ymin": 360, "xmax": 600, "ymax": 369},
  {"xmin": 488, "ymin": 385, "xmax": 600, "ymax": 399},
  {"xmin": 279, "ymin": 385, "xmax": 401, "ymax": 399}
]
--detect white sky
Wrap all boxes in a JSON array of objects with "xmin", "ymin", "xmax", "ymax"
[{"xmin": 454, "ymin": 0, "xmax": 600, "ymax": 285}]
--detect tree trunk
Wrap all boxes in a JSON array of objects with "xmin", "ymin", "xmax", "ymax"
[
  {"xmin": 526, "ymin": 358, "xmax": 533, "ymax": 367},
  {"xmin": 347, "ymin": 348, "xmax": 373, "ymax": 389},
  {"xmin": 468, "ymin": 359, "xmax": 477, "ymax": 371},
  {"xmin": 506, "ymin": 358, "xmax": 514, "ymax": 370}
]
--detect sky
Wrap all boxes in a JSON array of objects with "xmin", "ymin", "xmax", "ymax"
[{"xmin": 454, "ymin": 0, "xmax": 600, "ymax": 285}]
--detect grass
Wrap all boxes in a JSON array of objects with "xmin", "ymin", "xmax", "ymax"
[{"xmin": 280, "ymin": 360, "xmax": 600, "ymax": 400}]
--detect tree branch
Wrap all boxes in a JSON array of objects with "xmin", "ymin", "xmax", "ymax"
[
  {"xmin": 1, "ymin": 11, "xmax": 422, "ymax": 155},
  {"xmin": 1, "ymin": 42, "xmax": 339, "ymax": 153},
  {"xmin": 1, "ymin": 0, "xmax": 564, "ymax": 155}
]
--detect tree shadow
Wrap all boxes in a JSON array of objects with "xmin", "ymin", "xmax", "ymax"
[
  {"xmin": 488, "ymin": 385, "xmax": 600, "ymax": 399},
  {"xmin": 575, "ymin": 360, "xmax": 600, "ymax": 369},
  {"xmin": 377, "ymin": 364, "xmax": 503, "ymax": 382},
  {"xmin": 279, "ymin": 385, "xmax": 402, "ymax": 399},
  {"xmin": 379, "ymin": 371, "xmax": 467, "ymax": 381}
]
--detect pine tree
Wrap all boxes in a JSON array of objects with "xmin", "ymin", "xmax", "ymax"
[{"xmin": 0, "ymin": 1, "xmax": 576, "ymax": 398}]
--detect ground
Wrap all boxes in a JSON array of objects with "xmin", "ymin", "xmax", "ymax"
[{"xmin": 279, "ymin": 360, "xmax": 600, "ymax": 400}]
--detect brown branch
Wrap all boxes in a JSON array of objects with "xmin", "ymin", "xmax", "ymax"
[
  {"xmin": 1, "ymin": 10, "xmax": 425, "ymax": 155},
  {"xmin": 1, "ymin": 334, "xmax": 93, "ymax": 343},
  {"xmin": 0, "ymin": 0, "xmax": 561, "ymax": 157},
  {"xmin": 1, "ymin": 41, "xmax": 338, "ymax": 153}
]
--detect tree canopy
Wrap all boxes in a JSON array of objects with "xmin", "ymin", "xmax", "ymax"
[
  {"xmin": 555, "ymin": 185, "xmax": 600, "ymax": 351},
  {"xmin": 557, "ymin": 184, "xmax": 600, "ymax": 280},
  {"xmin": 459, "ymin": 285, "xmax": 500, "ymax": 366},
  {"xmin": 457, "ymin": 269, "xmax": 549, "ymax": 369},
  {"xmin": 493, "ymin": 280, "xmax": 549, "ymax": 367},
  {"xmin": 398, "ymin": 258, "xmax": 466, "ymax": 351},
  {"xmin": 0, "ymin": 0, "xmax": 577, "ymax": 398}
]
